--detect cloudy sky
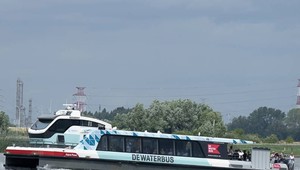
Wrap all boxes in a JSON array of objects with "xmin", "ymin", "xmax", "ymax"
[{"xmin": 0, "ymin": 0, "xmax": 299, "ymax": 123}]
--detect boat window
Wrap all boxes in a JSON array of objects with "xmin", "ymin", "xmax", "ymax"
[
  {"xmin": 73, "ymin": 119, "xmax": 80, "ymax": 125},
  {"xmin": 49, "ymin": 119, "xmax": 80, "ymax": 133},
  {"xmin": 108, "ymin": 136, "xmax": 124, "ymax": 152},
  {"xmin": 80, "ymin": 120, "xmax": 102, "ymax": 128},
  {"xmin": 80, "ymin": 120, "xmax": 94, "ymax": 127},
  {"xmin": 93, "ymin": 122, "xmax": 104, "ymax": 128},
  {"xmin": 57, "ymin": 135, "xmax": 65, "ymax": 144},
  {"xmin": 142, "ymin": 138, "xmax": 158, "ymax": 154},
  {"xmin": 30, "ymin": 119, "xmax": 53, "ymax": 130},
  {"xmin": 125, "ymin": 137, "xmax": 141, "ymax": 153},
  {"xmin": 80, "ymin": 120, "xmax": 88, "ymax": 126},
  {"xmin": 159, "ymin": 139, "xmax": 174, "ymax": 155},
  {"xmin": 176, "ymin": 141, "xmax": 191, "ymax": 157},
  {"xmin": 97, "ymin": 135, "xmax": 108, "ymax": 151},
  {"xmin": 192, "ymin": 141, "xmax": 204, "ymax": 158},
  {"xmin": 97, "ymin": 124, "xmax": 105, "ymax": 130}
]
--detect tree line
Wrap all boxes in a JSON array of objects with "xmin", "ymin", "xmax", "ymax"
[
  {"xmin": 1, "ymin": 99, "xmax": 300, "ymax": 143},
  {"xmin": 0, "ymin": 111, "xmax": 9, "ymax": 135},
  {"xmin": 83, "ymin": 99, "xmax": 225, "ymax": 136},
  {"xmin": 227, "ymin": 107, "xmax": 300, "ymax": 142},
  {"xmin": 83, "ymin": 100, "xmax": 300, "ymax": 142}
]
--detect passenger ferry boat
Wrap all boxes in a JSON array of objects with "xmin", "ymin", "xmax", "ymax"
[
  {"xmin": 28, "ymin": 104, "xmax": 112, "ymax": 148},
  {"xmin": 4, "ymin": 129, "xmax": 294, "ymax": 170}
]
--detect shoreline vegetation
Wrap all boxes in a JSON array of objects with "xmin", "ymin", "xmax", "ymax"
[{"xmin": 0, "ymin": 127, "xmax": 29, "ymax": 152}]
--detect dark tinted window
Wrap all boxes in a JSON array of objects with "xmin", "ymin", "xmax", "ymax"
[
  {"xmin": 97, "ymin": 135, "xmax": 108, "ymax": 151},
  {"xmin": 126, "ymin": 137, "xmax": 141, "ymax": 153},
  {"xmin": 80, "ymin": 120, "xmax": 99, "ymax": 127},
  {"xmin": 192, "ymin": 141, "xmax": 204, "ymax": 157},
  {"xmin": 92, "ymin": 122, "xmax": 103, "ymax": 128},
  {"xmin": 31, "ymin": 119, "xmax": 53, "ymax": 130},
  {"xmin": 108, "ymin": 136, "xmax": 124, "ymax": 152},
  {"xmin": 49, "ymin": 119, "xmax": 80, "ymax": 133},
  {"xmin": 57, "ymin": 135, "xmax": 65, "ymax": 144},
  {"xmin": 176, "ymin": 141, "xmax": 191, "ymax": 157},
  {"xmin": 72, "ymin": 119, "xmax": 80, "ymax": 125},
  {"xmin": 142, "ymin": 138, "xmax": 158, "ymax": 154},
  {"xmin": 159, "ymin": 139, "xmax": 174, "ymax": 155},
  {"xmin": 80, "ymin": 120, "xmax": 88, "ymax": 126}
]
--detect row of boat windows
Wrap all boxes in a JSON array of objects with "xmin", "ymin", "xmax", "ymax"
[
  {"xmin": 97, "ymin": 135, "xmax": 205, "ymax": 157},
  {"xmin": 31, "ymin": 119, "xmax": 104, "ymax": 130}
]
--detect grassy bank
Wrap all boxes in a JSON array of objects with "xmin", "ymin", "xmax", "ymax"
[
  {"xmin": 0, "ymin": 127, "xmax": 29, "ymax": 152},
  {"xmin": 0, "ymin": 136, "xmax": 29, "ymax": 152}
]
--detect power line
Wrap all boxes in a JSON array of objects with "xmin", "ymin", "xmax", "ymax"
[
  {"xmin": 86, "ymin": 86, "xmax": 295, "ymax": 98},
  {"xmin": 210, "ymin": 95, "xmax": 295, "ymax": 105}
]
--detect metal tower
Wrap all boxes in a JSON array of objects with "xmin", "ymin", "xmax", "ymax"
[
  {"xmin": 73, "ymin": 87, "xmax": 87, "ymax": 112},
  {"xmin": 27, "ymin": 99, "xmax": 32, "ymax": 127},
  {"xmin": 0, "ymin": 89, "xmax": 3, "ymax": 111},
  {"xmin": 297, "ymin": 79, "xmax": 300, "ymax": 108},
  {"xmin": 16, "ymin": 79, "xmax": 25, "ymax": 127}
]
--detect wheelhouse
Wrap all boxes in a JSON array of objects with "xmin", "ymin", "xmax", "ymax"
[{"xmin": 28, "ymin": 106, "xmax": 112, "ymax": 147}]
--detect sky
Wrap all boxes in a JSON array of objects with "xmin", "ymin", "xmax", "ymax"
[{"xmin": 0, "ymin": 0, "xmax": 299, "ymax": 124}]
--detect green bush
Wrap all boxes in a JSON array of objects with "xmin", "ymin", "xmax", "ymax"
[
  {"xmin": 263, "ymin": 134, "xmax": 279, "ymax": 143},
  {"xmin": 286, "ymin": 136, "xmax": 294, "ymax": 144}
]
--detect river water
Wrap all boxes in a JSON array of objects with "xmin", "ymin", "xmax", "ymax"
[{"xmin": 1, "ymin": 153, "xmax": 300, "ymax": 170}]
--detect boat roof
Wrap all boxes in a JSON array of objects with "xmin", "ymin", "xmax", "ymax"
[
  {"xmin": 36, "ymin": 114, "xmax": 111, "ymax": 125},
  {"xmin": 37, "ymin": 114, "xmax": 57, "ymax": 120},
  {"xmin": 33, "ymin": 109, "xmax": 112, "ymax": 129},
  {"xmin": 100, "ymin": 130, "xmax": 254, "ymax": 144}
]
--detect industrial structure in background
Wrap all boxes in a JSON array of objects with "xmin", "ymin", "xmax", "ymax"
[
  {"xmin": 297, "ymin": 79, "xmax": 300, "ymax": 108},
  {"xmin": 73, "ymin": 87, "xmax": 87, "ymax": 112},
  {"xmin": 16, "ymin": 78, "xmax": 25, "ymax": 127},
  {"xmin": 27, "ymin": 98, "xmax": 32, "ymax": 127},
  {"xmin": 16, "ymin": 82, "xmax": 86, "ymax": 127},
  {"xmin": 15, "ymin": 79, "xmax": 32, "ymax": 127}
]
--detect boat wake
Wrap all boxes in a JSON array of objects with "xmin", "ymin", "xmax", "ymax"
[{"xmin": 37, "ymin": 164, "xmax": 71, "ymax": 170}]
